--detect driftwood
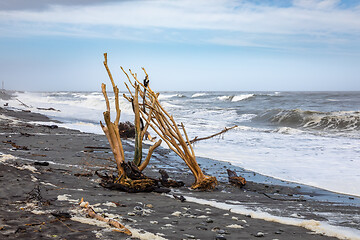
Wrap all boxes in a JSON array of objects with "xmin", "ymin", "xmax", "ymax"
[
  {"xmin": 79, "ymin": 198, "xmax": 132, "ymax": 235},
  {"xmin": 118, "ymin": 121, "xmax": 156, "ymax": 141},
  {"xmin": 98, "ymin": 53, "xmax": 162, "ymax": 192},
  {"xmin": 37, "ymin": 107, "xmax": 60, "ymax": 112},
  {"xmin": 118, "ymin": 121, "xmax": 135, "ymax": 138},
  {"xmin": 190, "ymin": 125, "xmax": 238, "ymax": 144},
  {"xmin": 227, "ymin": 169, "xmax": 246, "ymax": 188},
  {"xmin": 3, "ymin": 140, "xmax": 29, "ymax": 150},
  {"xmin": 16, "ymin": 98, "xmax": 31, "ymax": 108},
  {"xmin": 159, "ymin": 169, "xmax": 184, "ymax": 188},
  {"xmin": 122, "ymin": 68, "xmax": 217, "ymax": 190}
]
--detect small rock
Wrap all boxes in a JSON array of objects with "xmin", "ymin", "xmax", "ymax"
[
  {"xmin": 217, "ymin": 229, "xmax": 228, "ymax": 235},
  {"xmin": 171, "ymin": 211, "xmax": 182, "ymax": 217},
  {"xmin": 127, "ymin": 212, "xmax": 136, "ymax": 216},
  {"xmin": 134, "ymin": 206, "xmax": 143, "ymax": 211},
  {"xmin": 255, "ymin": 232, "xmax": 265, "ymax": 237},
  {"xmin": 196, "ymin": 226, "xmax": 208, "ymax": 231},
  {"xmin": 183, "ymin": 234, "xmax": 195, "ymax": 239},
  {"xmin": 275, "ymin": 231, "xmax": 282, "ymax": 234},
  {"xmin": 146, "ymin": 204, "xmax": 153, "ymax": 208},
  {"xmin": 150, "ymin": 221, "xmax": 158, "ymax": 224},
  {"xmin": 34, "ymin": 161, "xmax": 49, "ymax": 166},
  {"xmin": 212, "ymin": 227, "xmax": 220, "ymax": 232},
  {"xmin": 206, "ymin": 218, "xmax": 214, "ymax": 223},
  {"xmin": 215, "ymin": 235, "xmax": 227, "ymax": 240}
]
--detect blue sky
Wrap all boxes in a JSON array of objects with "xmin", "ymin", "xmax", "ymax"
[{"xmin": 0, "ymin": 0, "xmax": 359, "ymax": 91}]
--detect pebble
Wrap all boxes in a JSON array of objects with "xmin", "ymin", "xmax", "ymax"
[
  {"xmin": 127, "ymin": 212, "xmax": 136, "ymax": 216},
  {"xmin": 196, "ymin": 226, "xmax": 208, "ymax": 231},
  {"xmin": 146, "ymin": 204, "xmax": 153, "ymax": 208},
  {"xmin": 171, "ymin": 211, "xmax": 182, "ymax": 217},
  {"xmin": 134, "ymin": 206, "xmax": 143, "ymax": 211},
  {"xmin": 150, "ymin": 221, "xmax": 158, "ymax": 224},
  {"xmin": 217, "ymin": 230, "xmax": 228, "ymax": 234},
  {"xmin": 215, "ymin": 235, "xmax": 227, "ymax": 240},
  {"xmin": 206, "ymin": 218, "xmax": 214, "ymax": 223},
  {"xmin": 183, "ymin": 234, "xmax": 195, "ymax": 239},
  {"xmin": 255, "ymin": 232, "xmax": 265, "ymax": 237}
]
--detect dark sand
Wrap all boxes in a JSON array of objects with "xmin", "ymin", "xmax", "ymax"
[{"xmin": 1, "ymin": 93, "xmax": 360, "ymax": 240}]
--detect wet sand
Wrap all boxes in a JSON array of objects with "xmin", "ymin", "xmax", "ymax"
[{"xmin": 1, "ymin": 93, "xmax": 360, "ymax": 239}]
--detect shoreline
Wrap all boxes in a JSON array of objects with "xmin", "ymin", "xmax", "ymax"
[{"xmin": 1, "ymin": 95, "xmax": 360, "ymax": 239}]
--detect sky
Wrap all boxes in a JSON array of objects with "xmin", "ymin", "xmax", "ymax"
[{"xmin": 0, "ymin": 0, "xmax": 359, "ymax": 91}]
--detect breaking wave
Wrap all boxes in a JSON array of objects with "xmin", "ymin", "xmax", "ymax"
[
  {"xmin": 255, "ymin": 109, "xmax": 360, "ymax": 131},
  {"xmin": 191, "ymin": 92, "xmax": 208, "ymax": 98},
  {"xmin": 217, "ymin": 94, "xmax": 255, "ymax": 102},
  {"xmin": 158, "ymin": 93, "xmax": 184, "ymax": 100}
]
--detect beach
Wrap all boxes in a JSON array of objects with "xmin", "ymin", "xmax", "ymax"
[{"xmin": 1, "ymin": 90, "xmax": 360, "ymax": 240}]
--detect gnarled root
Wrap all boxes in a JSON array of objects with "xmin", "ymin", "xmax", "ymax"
[
  {"xmin": 100, "ymin": 178, "xmax": 157, "ymax": 193},
  {"xmin": 191, "ymin": 175, "xmax": 218, "ymax": 190},
  {"xmin": 97, "ymin": 161, "xmax": 158, "ymax": 193}
]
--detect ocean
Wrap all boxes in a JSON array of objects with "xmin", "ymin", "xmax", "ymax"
[{"xmin": 4, "ymin": 91, "xmax": 360, "ymax": 197}]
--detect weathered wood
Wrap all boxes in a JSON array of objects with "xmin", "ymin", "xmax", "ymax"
[
  {"xmin": 158, "ymin": 169, "xmax": 184, "ymax": 188},
  {"xmin": 227, "ymin": 169, "xmax": 246, "ymax": 188},
  {"xmin": 98, "ymin": 53, "xmax": 163, "ymax": 193},
  {"xmin": 122, "ymin": 68, "xmax": 218, "ymax": 190},
  {"xmin": 79, "ymin": 198, "xmax": 132, "ymax": 235},
  {"xmin": 190, "ymin": 125, "xmax": 238, "ymax": 144}
]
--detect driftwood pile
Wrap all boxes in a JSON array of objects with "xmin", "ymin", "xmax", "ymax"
[{"xmin": 97, "ymin": 53, "xmax": 244, "ymax": 193}]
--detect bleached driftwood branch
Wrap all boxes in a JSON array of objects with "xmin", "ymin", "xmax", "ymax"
[{"xmin": 122, "ymin": 68, "xmax": 218, "ymax": 190}]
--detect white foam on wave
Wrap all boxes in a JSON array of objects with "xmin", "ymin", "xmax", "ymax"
[
  {"xmin": 191, "ymin": 92, "xmax": 207, "ymax": 98},
  {"xmin": 231, "ymin": 94, "xmax": 254, "ymax": 102},
  {"xmin": 161, "ymin": 102, "xmax": 183, "ymax": 109},
  {"xmin": 158, "ymin": 93, "xmax": 183, "ymax": 100},
  {"xmin": 238, "ymin": 114, "xmax": 257, "ymax": 122},
  {"xmin": 182, "ymin": 196, "xmax": 360, "ymax": 240},
  {"xmin": 192, "ymin": 125, "xmax": 360, "ymax": 197},
  {"xmin": 7, "ymin": 91, "xmax": 134, "ymax": 134},
  {"xmin": 217, "ymin": 95, "xmax": 232, "ymax": 101},
  {"xmin": 273, "ymin": 127, "xmax": 304, "ymax": 135}
]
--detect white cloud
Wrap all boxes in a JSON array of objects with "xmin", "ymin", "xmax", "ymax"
[
  {"xmin": 293, "ymin": 0, "xmax": 341, "ymax": 9},
  {"xmin": 0, "ymin": 0, "xmax": 359, "ymax": 49}
]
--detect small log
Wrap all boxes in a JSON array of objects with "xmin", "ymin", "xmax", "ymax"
[
  {"xmin": 34, "ymin": 161, "xmax": 49, "ymax": 166},
  {"xmin": 37, "ymin": 107, "xmax": 60, "ymax": 112},
  {"xmin": 158, "ymin": 169, "xmax": 184, "ymax": 188},
  {"xmin": 79, "ymin": 198, "xmax": 131, "ymax": 236},
  {"xmin": 3, "ymin": 140, "xmax": 30, "ymax": 150},
  {"xmin": 227, "ymin": 169, "xmax": 246, "ymax": 188},
  {"xmin": 74, "ymin": 172, "xmax": 93, "ymax": 177},
  {"xmin": 173, "ymin": 194, "xmax": 186, "ymax": 202}
]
